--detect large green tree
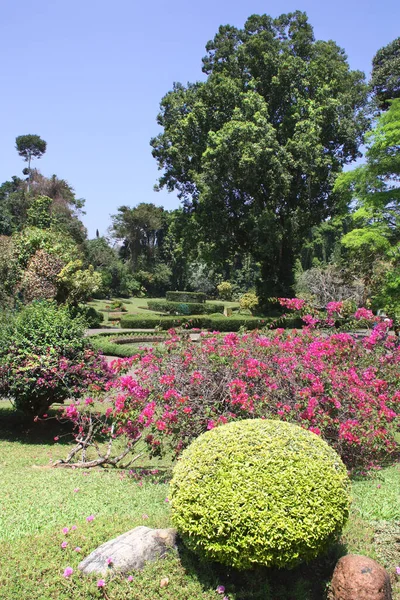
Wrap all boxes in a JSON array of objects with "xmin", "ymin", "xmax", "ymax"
[
  {"xmin": 334, "ymin": 99, "xmax": 400, "ymax": 314},
  {"xmin": 111, "ymin": 203, "xmax": 167, "ymax": 270},
  {"xmin": 371, "ymin": 37, "xmax": 400, "ymax": 111},
  {"xmin": 151, "ymin": 11, "xmax": 368, "ymax": 302}
]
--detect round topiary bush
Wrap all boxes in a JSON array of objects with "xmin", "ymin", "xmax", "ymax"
[{"xmin": 170, "ymin": 419, "xmax": 350, "ymax": 570}]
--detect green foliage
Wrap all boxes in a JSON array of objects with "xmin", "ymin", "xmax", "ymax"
[
  {"xmin": 334, "ymin": 99, "xmax": 400, "ymax": 298},
  {"xmin": 239, "ymin": 292, "xmax": 259, "ymax": 312},
  {"xmin": 135, "ymin": 263, "xmax": 172, "ymax": 297},
  {"xmin": 69, "ymin": 305, "xmax": 105, "ymax": 328},
  {"xmin": 15, "ymin": 134, "xmax": 46, "ymax": 162},
  {"xmin": 120, "ymin": 314, "xmax": 270, "ymax": 331},
  {"xmin": 56, "ymin": 260, "xmax": 102, "ymax": 305},
  {"xmin": 147, "ymin": 300, "xmax": 224, "ymax": 315},
  {"xmin": 151, "ymin": 11, "xmax": 369, "ymax": 301},
  {"xmin": 111, "ymin": 203, "xmax": 167, "ymax": 271},
  {"xmin": 0, "ymin": 236, "xmax": 21, "ymax": 307},
  {"xmin": 110, "ymin": 299, "xmax": 126, "ymax": 311},
  {"xmin": 0, "ymin": 301, "xmax": 89, "ymax": 414},
  {"xmin": 13, "ymin": 226, "xmax": 80, "ymax": 268},
  {"xmin": 217, "ymin": 281, "xmax": 233, "ymax": 300},
  {"xmin": 0, "ymin": 177, "xmax": 28, "ymax": 235},
  {"xmin": 166, "ymin": 291, "xmax": 206, "ymax": 303},
  {"xmin": 26, "ymin": 195, "xmax": 53, "ymax": 229},
  {"xmin": 170, "ymin": 419, "xmax": 350, "ymax": 570},
  {"xmin": 371, "ymin": 37, "xmax": 400, "ymax": 110}
]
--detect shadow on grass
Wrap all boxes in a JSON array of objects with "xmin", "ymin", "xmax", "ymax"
[
  {"xmin": 176, "ymin": 537, "xmax": 348, "ymax": 600},
  {"xmin": 0, "ymin": 403, "xmax": 74, "ymax": 446}
]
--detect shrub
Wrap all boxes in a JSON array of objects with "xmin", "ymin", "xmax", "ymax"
[
  {"xmin": 120, "ymin": 314, "xmax": 268, "ymax": 331},
  {"xmin": 114, "ymin": 317, "xmax": 399, "ymax": 468},
  {"xmin": 217, "ymin": 281, "xmax": 233, "ymax": 300},
  {"xmin": 170, "ymin": 419, "xmax": 350, "ymax": 570},
  {"xmin": 69, "ymin": 305, "xmax": 104, "ymax": 328},
  {"xmin": 0, "ymin": 301, "xmax": 111, "ymax": 415},
  {"xmin": 166, "ymin": 291, "xmax": 206, "ymax": 303},
  {"xmin": 147, "ymin": 300, "xmax": 224, "ymax": 315},
  {"xmin": 110, "ymin": 299, "xmax": 125, "ymax": 310},
  {"xmin": 239, "ymin": 292, "xmax": 259, "ymax": 312}
]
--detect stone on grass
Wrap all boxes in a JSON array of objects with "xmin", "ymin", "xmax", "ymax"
[
  {"xmin": 331, "ymin": 554, "xmax": 392, "ymax": 600},
  {"xmin": 78, "ymin": 526, "xmax": 177, "ymax": 576}
]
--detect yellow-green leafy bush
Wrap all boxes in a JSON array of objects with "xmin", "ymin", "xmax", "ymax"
[
  {"xmin": 239, "ymin": 292, "xmax": 259, "ymax": 312},
  {"xmin": 170, "ymin": 419, "xmax": 350, "ymax": 570}
]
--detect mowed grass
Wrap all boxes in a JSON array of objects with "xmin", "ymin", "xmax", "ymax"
[{"xmin": 0, "ymin": 401, "xmax": 399, "ymax": 600}]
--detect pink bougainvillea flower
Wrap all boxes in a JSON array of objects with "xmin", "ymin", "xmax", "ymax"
[
  {"xmin": 73, "ymin": 488, "xmax": 80, "ymax": 493},
  {"xmin": 54, "ymin": 436, "xmax": 59, "ymax": 441},
  {"xmin": 62, "ymin": 527, "xmax": 69, "ymax": 534},
  {"xmin": 216, "ymin": 585, "xmax": 225, "ymax": 594},
  {"xmin": 396, "ymin": 566, "xmax": 400, "ymax": 575},
  {"xmin": 63, "ymin": 567, "xmax": 73, "ymax": 578},
  {"xmin": 106, "ymin": 557, "xmax": 113, "ymax": 565},
  {"xmin": 61, "ymin": 541, "xmax": 68, "ymax": 549},
  {"xmin": 86, "ymin": 515, "xmax": 95, "ymax": 522},
  {"xmin": 127, "ymin": 575, "xmax": 134, "ymax": 582},
  {"xmin": 165, "ymin": 497, "xmax": 169, "ymax": 503},
  {"xmin": 97, "ymin": 579, "xmax": 106, "ymax": 587},
  {"xmin": 71, "ymin": 525, "xmax": 77, "ymax": 531},
  {"xmin": 74, "ymin": 547, "xmax": 82, "ymax": 552}
]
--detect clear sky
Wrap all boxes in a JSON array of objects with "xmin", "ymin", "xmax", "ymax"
[{"xmin": 1, "ymin": 0, "xmax": 399, "ymax": 238}]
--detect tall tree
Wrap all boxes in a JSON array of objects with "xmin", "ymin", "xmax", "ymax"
[
  {"xmin": 371, "ymin": 37, "xmax": 400, "ymax": 111},
  {"xmin": 151, "ymin": 11, "xmax": 368, "ymax": 303},
  {"xmin": 111, "ymin": 203, "xmax": 166, "ymax": 270},
  {"xmin": 334, "ymin": 99, "xmax": 400, "ymax": 313},
  {"xmin": 15, "ymin": 134, "xmax": 47, "ymax": 192}
]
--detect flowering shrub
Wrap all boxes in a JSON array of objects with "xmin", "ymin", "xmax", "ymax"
[
  {"xmin": 0, "ymin": 301, "xmax": 112, "ymax": 415},
  {"xmin": 61, "ymin": 302, "xmax": 399, "ymax": 470}
]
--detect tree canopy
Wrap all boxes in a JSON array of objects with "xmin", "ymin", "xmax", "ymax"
[
  {"xmin": 334, "ymin": 99, "xmax": 400, "ymax": 314},
  {"xmin": 371, "ymin": 37, "xmax": 400, "ymax": 111},
  {"xmin": 151, "ymin": 11, "xmax": 369, "ymax": 302}
]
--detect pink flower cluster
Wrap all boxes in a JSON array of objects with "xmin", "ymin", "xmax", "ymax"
[{"xmin": 63, "ymin": 305, "xmax": 399, "ymax": 470}]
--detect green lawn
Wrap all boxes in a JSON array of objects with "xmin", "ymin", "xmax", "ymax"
[{"xmin": 0, "ymin": 401, "xmax": 399, "ymax": 600}]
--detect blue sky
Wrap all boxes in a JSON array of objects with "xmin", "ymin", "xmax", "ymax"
[{"xmin": 1, "ymin": 0, "xmax": 399, "ymax": 238}]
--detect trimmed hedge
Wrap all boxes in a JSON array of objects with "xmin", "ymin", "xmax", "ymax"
[
  {"xmin": 147, "ymin": 300, "xmax": 224, "ymax": 315},
  {"xmin": 120, "ymin": 314, "xmax": 273, "ymax": 331},
  {"xmin": 166, "ymin": 291, "xmax": 206, "ymax": 303},
  {"xmin": 170, "ymin": 419, "xmax": 350, "ymax": 570}
]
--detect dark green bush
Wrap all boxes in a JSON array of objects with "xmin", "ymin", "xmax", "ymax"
[
  {"xmin": 147, "ymin": 300, "xmax": 224, "ymax": 315},
  {"xmin": 170, "ymin": 419, "xmax": 350, "ymax": 570},
  {"xmin": 0, "ymin": 301, "xmax": 110, "ymax": 415},
  {"xmin": 166, "ymin": 291, "xmax": 206, "ymax": 303},
  {"xmin": 69, "ymin": 305, "xmax": 104, "ymax": 328}
]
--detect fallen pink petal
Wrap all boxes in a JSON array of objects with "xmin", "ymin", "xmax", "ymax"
[{"xmin": 63, "ymin": 567, "xmax": 73, "ymax": 578}]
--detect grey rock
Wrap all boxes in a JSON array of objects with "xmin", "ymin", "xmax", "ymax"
[{"xmin": 78, "ymin": 526, "xmax": 177, "ymax": 576}]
